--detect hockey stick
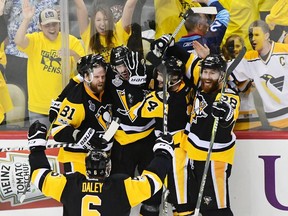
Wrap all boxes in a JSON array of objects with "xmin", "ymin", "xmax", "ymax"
[
  {"xmin": 193, "ymin": 47, "xmax": 246, "ymax": 216},
  {"xmin": 160, "ymin": 63, "xmax": 170, "ymax": 216},
  {"xmin": 1, "ymin": 118, "xmax": 121, "ymax": 153}
]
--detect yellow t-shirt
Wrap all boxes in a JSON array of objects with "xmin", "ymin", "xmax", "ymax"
[
  {"xmin": 258, "ymin": 0, "xmax": 277, "ymax": 12},
  {"xmin": 17, "ymin": 32, "xmax": 85, "ymax": 115},
  {"xmin": 81, "ymin": 19, "xmax": 130, "ymax": 62},
  {"xmin": 154, "ymin": 0, "xmax": 201, "ymax": 41},
  {"xmin": 219, "ymin": 0, "xmax": 231, "ymax": 11},
  {"xmin": 0, "ymin": 70, "xmax": 13, "ymax": 123},
  {"xmin": 265, "ymin": 0, "xmax": 288, "ymax": 28},
  {"xmin": 0, "ymin": 42, "xmax": 7, "ymax": 66},
  {"xmin": 223, "ymin": 0, "xmax": 261, "ymax": 51}
]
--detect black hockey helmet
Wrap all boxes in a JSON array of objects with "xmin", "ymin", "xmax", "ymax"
[
  {"xmin": 110, "ymin": 45, "xmax": 130, "ymax": 66},
  {"xmin": 77, "ymin": 54, "xmax": 107, "ymax": 77},
  {"xmin": 165, "ymin": 56, "xmax": 185, "ymax": 77},
  {"xmin": 85, "ymin": 150, "xmax": 111, "ymax": 180},
  {"xmin": 155, "ymin": 56, "xmax": 185, "ymax": 88},
  {"xmin": 201, "ymin": 54, "xmax": 227, "ymax": 73}
]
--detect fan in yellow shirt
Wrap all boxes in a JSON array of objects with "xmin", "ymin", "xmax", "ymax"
[
  {"xmin": 73, "ymin": 0, "xmax": 138, "ymax": 62},
  {"xmin": 0, "ymin": 68, "xmax": 13, "ymax": 124},
  {"xmin": 14, "ymin": 0, "xmax": 85, "ymax": 128}
]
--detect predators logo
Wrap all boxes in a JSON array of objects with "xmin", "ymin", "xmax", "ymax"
[{"xmin": 191, "ymin": 94, "xmax": 208, "ymax": 124}]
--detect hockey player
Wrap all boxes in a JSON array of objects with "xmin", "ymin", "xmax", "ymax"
[
  {"xmin": 232, "ymin": 20, "xmax": 288, "ymax": 129},
  {"xmin": 51, "ymin": 54, "xmax": 113, "ymax": 176},
  {"xmin": 104, "ymin": 45, "xmax": 157, "ymax": 179},
  {"xmin": 107, "ymin": 46, "xmax": 162, "ymax": 216},
  {"xmin": 181, "ymin": 54, "xmax": 240, "ymax": 216},
  {"xmin": 28, "ymin": 120, "xmax": 174, "ymax": 216},
  {"xmin": 130, "ymin": 56, "xmax": 194, "ymax": 215},
  {"xmin": 49, "ymin": 46, "xmax": 158, "ymax": 215}
]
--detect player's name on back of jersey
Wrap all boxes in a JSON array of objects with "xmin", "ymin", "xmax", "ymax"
[{"xmin": 82, "ymin": 182, "xmax": 103, "ymax": 193}]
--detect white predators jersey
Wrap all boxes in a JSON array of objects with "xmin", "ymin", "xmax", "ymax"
[{"xmin": 232, "ymin": 42, "xmax": 288, "ymax": 128}]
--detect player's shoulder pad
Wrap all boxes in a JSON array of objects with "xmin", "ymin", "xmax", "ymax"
[{"xmin": 66, "ymin": 83, "xmax": 85, "ymax": 104}]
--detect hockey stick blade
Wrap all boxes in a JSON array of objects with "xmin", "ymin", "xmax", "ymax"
[
  {"xmin": 102, "ymin": 117, "xmax": 120, "ymax": 142},
  {"xmin": 171, "ymin": 7, "xmax": 216, "ymax": 39},
  {"xmin": 190, "ymin": 7, "xmax": 217, "ymax": 14}
]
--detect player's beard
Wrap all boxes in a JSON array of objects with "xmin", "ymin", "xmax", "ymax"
[
  {"xmin": 201, "ymin": 78, "xmax": 220, "ymax": 93},
  {"xmin": 90, "ymin": 83, "xmax": 105, "ymax": 95}
]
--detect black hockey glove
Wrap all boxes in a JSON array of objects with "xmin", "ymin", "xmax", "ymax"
[
  {"xmin": 150, "ymin": 34, "xmax": 175, "ymax": 58},
  {"xmin": 48, "ymin": 99, "xmax": 62, "ymax": 123},
  {"xmin": 75, "ymin": 128, "xmax": 108, "ymax": 151},
  {"xmin": 153, "ymin": 133, "xmax": 174, "ymax": 159},
  {"xmin": 28, "ymin": 120, "xmax": 47, "ymax": 152},
  {"xmin": 212, "ymin": 101, "xmax": 234, "ymax": 122},
  {"xmin": 124, "ymin": 50, "xmax": 147, "ymax": 86}
]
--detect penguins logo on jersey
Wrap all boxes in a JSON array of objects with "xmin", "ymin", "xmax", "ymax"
[
  {"xmin": 261, "ymin": 74, "xmax": 284, "ymax": 92},
  {"xmin": 191, "ymin": 94, "xmax": 208, "ymax": 124},
  {"xmin": 260, "ymin": 74, "xmax": 284, "ymax": 103},
  {"xmin": 95, "ymin": 104, "xmax": 112, "ymax": 130},
  {"xmin": 203, "ymin": 196, "xmax": 212, "ymax": 206}
]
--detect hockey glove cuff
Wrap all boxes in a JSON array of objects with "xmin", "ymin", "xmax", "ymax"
[
  {"xmin": 49, "ymin": 99, "xmax": 61, "ymax": 123},
  {"xmin": 28, "ymin": 120, "xmax": 47, "ymax": 152},
  {"xmin": 153, "ymin": 133, "xmax": 174, "ymax": 159},
  {"xmin": 75, "ymin": 128, "xmax": 108, "ymax": 151}
]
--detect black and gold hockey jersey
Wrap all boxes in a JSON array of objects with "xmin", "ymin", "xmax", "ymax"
[
  {"xmin": 105, "ymin": 69, "xmax": 155, "ymax": 145},
  {"xmin": 131, "ymin": 79, "xmax": 193, "ymax": 144},
  {"xmin": 51, "ymin": 83, "xmax": 112, "ymax": 170},
  {"xmin": 29, "ymin": 151, "xmax": 170, "ymax": 216},
  {"xmin": 130, "ymin": 79, "xmax": 194, "ymax": 212},
  {"xmin": 181, "ymin": 88, "xmax": 240, "ymax": 165},
  {"xmin": 180, "ymin": 53, "xmax": 240, "ymax": 165}
]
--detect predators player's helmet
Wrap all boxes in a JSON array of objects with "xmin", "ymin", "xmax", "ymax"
[
  {"xmin": 77, "ymin": 54, "xmax": 107, "ymax": 77},
  {"xmin": 85, "ymin": 150, "xmax": 111, "ymax": 181},
  {"xmin": 110, "ymin": 45, "xmax": 130, "ymax": 66}
]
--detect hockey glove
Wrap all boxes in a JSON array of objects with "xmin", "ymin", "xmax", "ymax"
[
  {"xmin": 28, "ymin": 120, "xmax": 48, "ymax": 152},
  {"xmin": 124, "ymin": 50, "xmax": 147, "ymax": 86},
  {"xmin": 49, "ymin": 99, "xmax": 62, "ymax": 123},
  {"xmin": 212, "ymin": 101, "xmax": 234, "ymax": 122},
  {"xmin": 74, "ymin": 128, "xmax": 108, "ymax": 151},
  {"xmin": 150, "ymin": 34, "xmax": 175, "ymax": 58},
  {"xmin": 153, "ymin": 133, "xmax": 174, "ymax": 159}
]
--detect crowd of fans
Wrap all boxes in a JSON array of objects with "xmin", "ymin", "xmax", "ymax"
[{"xmin": 1, "ymin": 0, "xmax": 287, "ymax": 131}]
